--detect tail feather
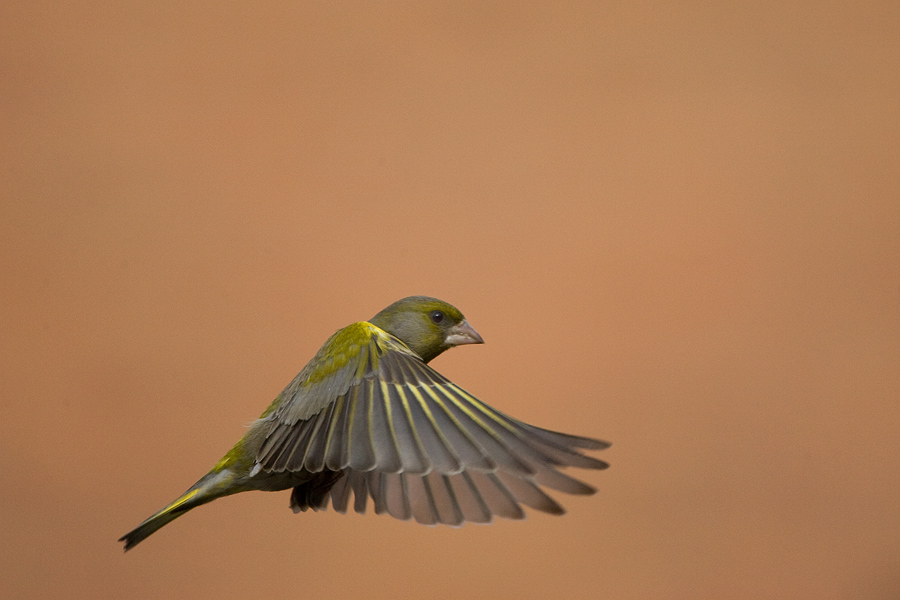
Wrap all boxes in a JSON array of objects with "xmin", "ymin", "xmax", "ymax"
[{"xmin": 119, "ymin": 488, "xmax": 205, "ymax": 551}]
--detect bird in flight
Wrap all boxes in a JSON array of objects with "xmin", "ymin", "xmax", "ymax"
[{"xmin": 120, "ymin": 296, "xmax": 610, "ymax": 550}]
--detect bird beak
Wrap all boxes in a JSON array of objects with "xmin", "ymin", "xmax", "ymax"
[{"xmin": 444, "ymin": 320, "xmax": 485, "ymax": 347}]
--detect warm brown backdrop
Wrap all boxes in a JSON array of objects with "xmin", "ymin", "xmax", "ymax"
[{"xmin": 2, "ymin": 2, "xmax": 899, "ymax": 599}]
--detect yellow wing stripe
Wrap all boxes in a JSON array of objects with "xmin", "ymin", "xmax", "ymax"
[
  {"xmin": 417, "ymin": 384, "xmax": 491, "ymax": 463},
  {"xmin": 379, "ymin": 380, "xmax": 402, "ymax": 471},
  {"xmin": 403, "ymin": 384, "xmax": 464, "ymax": 474},
  {"xmin": 415, "ymin": 380, "xmax": 531, "ymax": 474},
  {"xmin": 428, "ymin": 383, "xmax": 511, "ymax": 447},
  {"xmin": 446, "ymin": 383, "xmax": 523, "ymax": 437},
  {"xmin": 392, "ymin": 384, "xmax": 430, "ymax": 473},
  {"xmin": 321, "ymin": 393, "xmax": 346, "ymax": 470}
]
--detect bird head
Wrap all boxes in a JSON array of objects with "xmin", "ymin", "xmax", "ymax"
[{"xmin": 369, "ymin": 296, "xmax": 484, "ymax": 363}]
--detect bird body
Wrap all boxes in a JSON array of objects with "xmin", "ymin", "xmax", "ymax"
[{"xmin": 120, "ymin": 296, "xmax": 609, "ymax": 551}]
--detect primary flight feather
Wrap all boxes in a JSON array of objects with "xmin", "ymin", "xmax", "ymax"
[{"xmin": 120, "ymin": 296, "xmax": 610, "ymax": 550}]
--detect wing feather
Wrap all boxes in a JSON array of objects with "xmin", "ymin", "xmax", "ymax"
[
  {"xmin": 384, "ymin": 382, "xmax": 429, "ymax": 474},
  {"xmin": 384, "ymin": 473, "xmax": 411, "ymax": 521},
  {"xmin": 256, "ymin": 321, "xmax": 608, "ymax": 527},
  {"xmin": 329, "ymin": 471, "xmax": 352, "ymax": 513},
  {"xmin": 445, "ymin": 383, "xmax": 609, "ymax": 470},
  {"xmin": 467, "ymin": 471, "xmax": 525, "ymax": 520},
  {"xmin": 495, "ymin": 470, "xmax": 565, "ymax": 515},
  {"xmin": 447, "ymin": 472, "xmax": 492, "ymax": 524},
  {"xmin": 532, "ymin": 467, "xmax": 597, "ymax": 495},
  {"xmin": 401, "ymin": 384, "xmax": 463, "ymax": 474},
  {"xmin": 426, "ymin": 383, "xmax": 535, "ymax": 475},
  {"xmin": 347, "ymin": 385, "xmax": 376, "ymax": 471},
  {"xmin": 350, "ymin": 470, "xmax": 368, "ymax": 514},
  {"xmin": 367, "ymin": 379, "xmax": 403, "ymax": 473},
  {"xmin": 304, "ymin": 398, "xmax": 338, "ymax": 473},
  {"xmin": 366, "ymin": 471, "xmax": 385, "ymax": 514},
  {"xmin": 322, "ymin": 393, "xmax": 349, "ymax": 471},
  {"xmin": 414, "ymin": 384, "xmax": 497, "ymax": 471},
  {"xmin": 406, "ymin": 473, "xmax": 437, "ymax": 525},
  {"xmin": 427, "ymin": 472, "xmax": 464, "ymax": 526}
]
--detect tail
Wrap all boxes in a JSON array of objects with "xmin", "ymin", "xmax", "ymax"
[{"xmin": 119, "ymin": 487, "xmax": 210, "ymax": 551}]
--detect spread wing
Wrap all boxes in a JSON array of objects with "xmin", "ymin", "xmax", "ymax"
[{"xmin": 257, "ymin": 321, "xmax": 610, "ymax": 525}]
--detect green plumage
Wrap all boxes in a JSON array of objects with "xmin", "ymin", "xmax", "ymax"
[{"xmin": 119, "ymin": 296, "xmax": 610, "ymax": 551}]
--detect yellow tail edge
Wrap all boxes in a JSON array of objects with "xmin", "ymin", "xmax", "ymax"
[{"xmin": 119, "ymin": 488, "xmax": 203, "ymax": 552}]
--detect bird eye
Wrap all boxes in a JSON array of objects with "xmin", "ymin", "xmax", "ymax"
[{"xmin": 430, "ymin": 310, "xmax": 445, "ymax": 324}]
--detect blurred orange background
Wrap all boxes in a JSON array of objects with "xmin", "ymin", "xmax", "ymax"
[{"xmin": 2, "ymin": 3, "xmax": 899, "ymax": 599}]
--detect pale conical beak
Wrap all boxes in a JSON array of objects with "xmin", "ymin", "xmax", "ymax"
[{"xmin": 444, "ymin": 320, "xmax": 485, "ymax": 347}]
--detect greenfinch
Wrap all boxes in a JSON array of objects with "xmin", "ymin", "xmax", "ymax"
[{"xmin": 120, "ymin": 296, "xmax": 609, "ymax": 550}]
